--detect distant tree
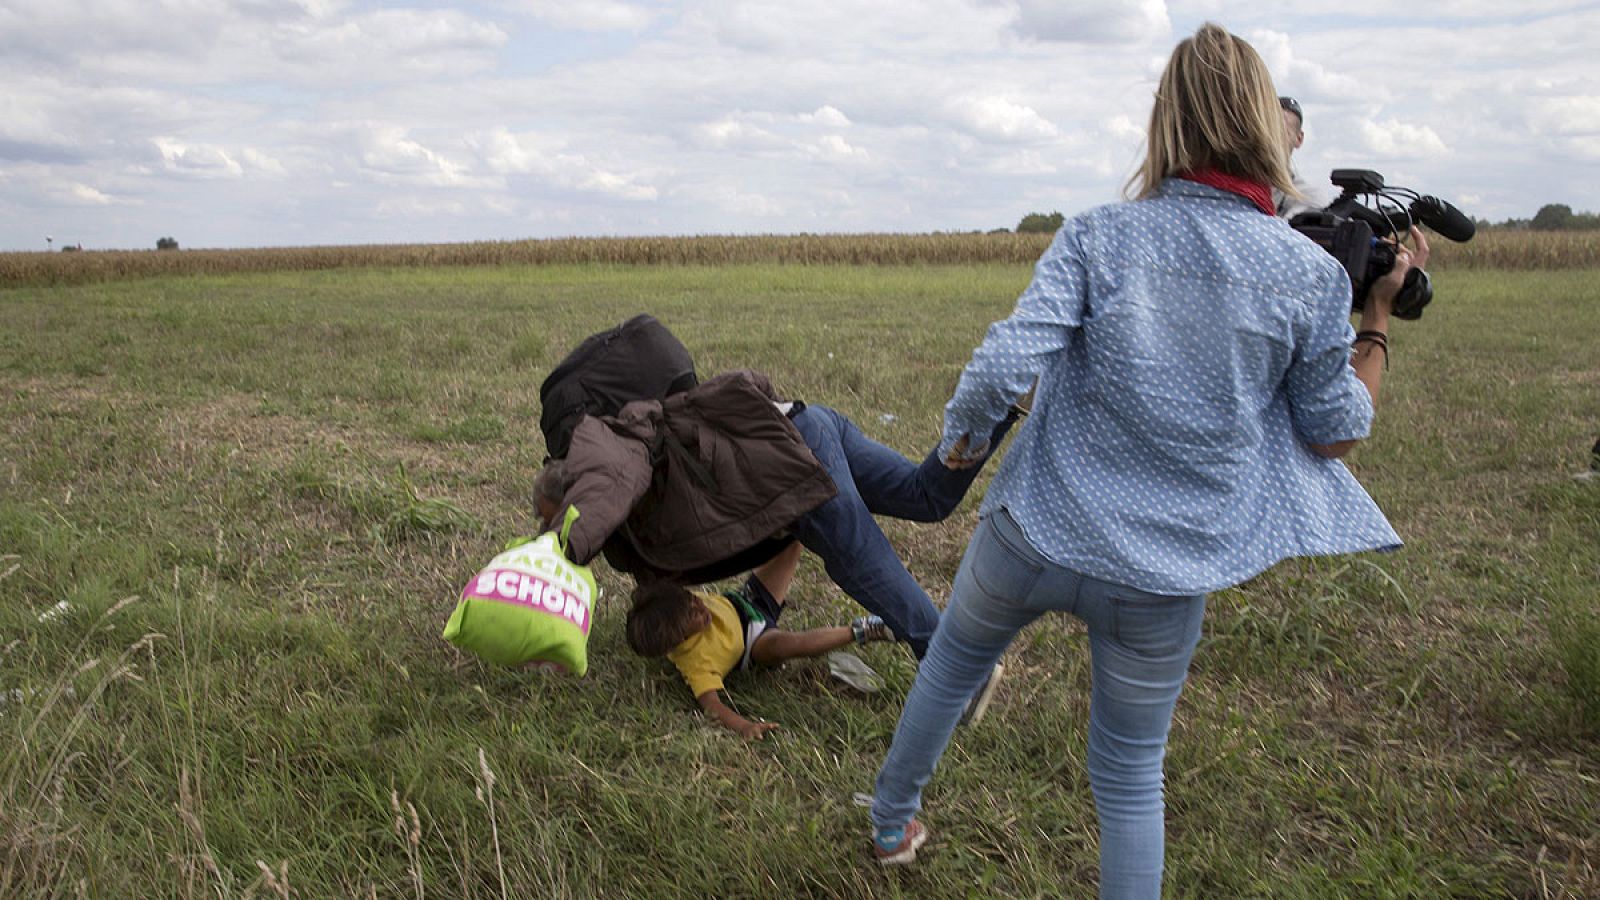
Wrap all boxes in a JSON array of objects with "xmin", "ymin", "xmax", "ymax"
[
  {"xmin": 157, "ymin": 236, "xmax": 179, "ymax": 250},
  {"xmin": 1530, "ymin": 204, "xmax": 1574, "ymax": 231},
  {"xmin": 60, "ymin": 243, "xmax": 81, "ymax": 253},
  {"xmin": 1526, "ymin": 204, "xmax": 1600, "ymax": 231},
  {"xmin": 987, "ymin": 227, "xmax": 1011, "ymax": 234},
  {"xmin": 1016, "ymin": 211, "xmax": 1065, "ymax": 234}
]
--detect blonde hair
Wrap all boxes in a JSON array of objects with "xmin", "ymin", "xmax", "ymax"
[{"xmin": 1127, "ymin": 23, "xmax": 1297, "ymax": 201}]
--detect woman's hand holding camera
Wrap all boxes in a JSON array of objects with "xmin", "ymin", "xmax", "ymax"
[{"xmin": 1364, "ymin": 226, "xmax": 1431, "ymax": 324}]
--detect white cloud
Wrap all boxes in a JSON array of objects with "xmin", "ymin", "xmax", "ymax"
[
  {"xmin": 1247, "ymin": 29, "xmax": 1372, "ymax": 104},
  {"xmin": 698, "ymin": 184, "xmax": 784, "ymax": 217},
  {"xmin": 947, "ymin": 95, "xmax": 1060, "ymax": 142},
  {"xmin": 1524, "ymin": 94, "xmax": 1600, "ymax": 137},
  {"xmin": 153, "ymin": 138, "xmax": 244, "ymax": 179},
  {"xmin": 68, "ymin": 183, "xmax": 116, "ymax": 205},
  {"xmin": 1211, "ymin": 0, "xmax": 1582, "ymax": 17},
  {"xmin": 982, "ymin": 149, "xmax": 1058, "ymax": 176},
  {"xmin": 467, "ymin": 127, "xmax": 658, "ymax": 200},
  {"xmin": 0, "ymin": 93, "xmax": 70, "ymax": 150},
  {"xmin": 1106, "ymin": 114, "xmax": 1144, "ymax": 143},
  {"xmin": 514, "ymin": 0, "xmax": 657, "ymax": 31},
  {"xmin": 1355, "ymin": 118, "xmax": 1449, "ymax": 159},
  {"xmin": 355, "ymin": 125, "xmax": 487, "ymax": 188},
  {"xmin": 690, "ymin": 0, "xmax": 1012, "ymax": 59},
  {"xmin": 2, "ymin": 2, "xmax": 1598, "ymax": 246},
  {"xmin": 240, "ymin": 148, "xmax": 288, "ymax": 177},
  {"xmin": 273, "ymin": 9, "xmax": 509, "ymax": 80},
  {"xmin": 808, "ymin": 135, "xmax": 869, "ymax": 163},
  {"xmin": 699, "ymin": 4, "xmax": 797, "ymax": 54},
  {"xmin": 579, "ymin": 170, "xmax": 659, "ymax": 201},
  {"xmin": 473, "ymin": 127, "xmax": 558, "ymax": 175},
  {"xmin": 1554, "ymin": 138, "xmax": 1600, "ymax": 164},
  {"xmin": 694, "ymin": 115, "xmax": 786, "ymax": 151},
  {"xmin": 691, "ymin": 109, "xmax": 869, "ymax": 163},
  {"xmin": 799, "ymin": 106, "xmax": 851, "ymax": 128},
  {"xmin": 0, "ymin": 3, "xmax": 507, "ymax": 86},
  {"xmin": 375, "ymin": 196, "xmax": 469, "ymax": 218},
  {"xmin": 818, "ymin": 187, "xmax": 856, "ymax": 211},
  {"xmin": 1006, "ymin": 0, "xmax": 1170, "ymax": 43}
]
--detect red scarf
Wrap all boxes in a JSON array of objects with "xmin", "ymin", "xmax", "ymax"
[{"xmin": 1177, "ymin": 168, "xmax": 1275, "ymax": 216}]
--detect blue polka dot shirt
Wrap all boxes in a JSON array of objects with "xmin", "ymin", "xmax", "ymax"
[{"xmin": 943, "ymin": 178, "xmax": 1401, "ymax": 595}]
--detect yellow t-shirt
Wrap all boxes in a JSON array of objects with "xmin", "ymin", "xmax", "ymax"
[{"xmin": 665, "ymin": 591, "xmax": 744, "ymax": 699}]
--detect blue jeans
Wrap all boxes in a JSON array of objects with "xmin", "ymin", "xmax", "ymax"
[
  {"xmin": 788, "ymin": 406, "xmax": 1010, "ymax": 658},
  {"xmin": 872, "ymin": 508, "xmax": 1205, "ymax": 899}
]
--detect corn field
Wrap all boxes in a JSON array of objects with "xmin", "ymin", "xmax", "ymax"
[
  {"xmin": 2, "ymin": 229, "xmax": 1596, "ymax": 288},
  {"xmin": 0, "ymin": 234, "xmax": 1049, "ymax": 288}
]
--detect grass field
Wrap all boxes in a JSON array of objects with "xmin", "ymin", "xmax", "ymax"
[{"xmin": 2, "ymin": 261, "xmax": 1597, "ymax": 897}]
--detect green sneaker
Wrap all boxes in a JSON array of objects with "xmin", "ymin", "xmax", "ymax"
[{"xmin": 872, "ymin": 819, "xmax": 928, "ymax": 865}]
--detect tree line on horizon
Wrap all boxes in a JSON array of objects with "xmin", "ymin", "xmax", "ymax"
[
  {"xmin": 1478, "ymin": 204, "xmax": 1600, "ymax": 232},
  {"xmin": 24, "ymin": 203, "xmax": 1600, "ymax": 256},
  {"xmin": 1013, "ymin": 205, "xmax": 1600, "ymax": 235}
]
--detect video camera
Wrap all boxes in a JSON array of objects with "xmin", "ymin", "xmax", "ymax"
[{"xmin": 1289, "ymin": 169, "xmax": 1475, "ymax": 320}]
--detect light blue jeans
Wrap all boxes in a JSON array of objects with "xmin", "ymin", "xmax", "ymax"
[{"xmin": 872, "ymin": 508, "xmax": 1205, "ymax": 899}]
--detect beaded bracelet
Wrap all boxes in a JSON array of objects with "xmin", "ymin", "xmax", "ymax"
[{"xmin": 1353, "ymin": 330, "xmax": 1389, "ymax": 369}]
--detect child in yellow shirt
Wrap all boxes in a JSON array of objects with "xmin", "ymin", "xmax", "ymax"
[{"xmin": 625, "ymin": 541, "xmax": 891, "ymax": 740}]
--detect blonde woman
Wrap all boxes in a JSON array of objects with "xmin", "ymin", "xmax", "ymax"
[{"xmin": 868, "ymin": 23, "xmax": 1427, "ymax": 897}]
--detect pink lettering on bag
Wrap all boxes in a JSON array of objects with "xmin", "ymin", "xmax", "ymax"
[{"xmin": 464, "ymin": 568, "xmax": 590, "ymax": 633}]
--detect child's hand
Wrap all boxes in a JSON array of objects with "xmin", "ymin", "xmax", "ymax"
[
  {"xmin": 698, "ymin": 690, "xmax": 779, "ymax": 741},
  {"xmin": 738, "ymin": 719, "xmax": 780, "ymax": 741}
]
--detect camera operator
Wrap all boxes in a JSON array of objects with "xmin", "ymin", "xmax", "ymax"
[
  {"xmin": 867, "ymin": 22, "xmax": 1431, "ymax": 893},
  {"xmin": 1274, "ymin": 95, "xmax": 1322, "ymax": 219}
]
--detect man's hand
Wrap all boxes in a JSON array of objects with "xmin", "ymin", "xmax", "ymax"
[{"xmin": 943, "ymin": 434, "xmax": 989, "ymax": 470}]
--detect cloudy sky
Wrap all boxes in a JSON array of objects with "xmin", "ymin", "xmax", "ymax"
[{"xmin": 2, "ymin": 1, "xmax": 1596, "ymax": 251}]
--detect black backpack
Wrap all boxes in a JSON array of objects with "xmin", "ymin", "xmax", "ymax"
[
  {"xmin": 538, "ymin": 316, "xmax": 796, "ymax": 584},
  {"xmin": 538, "ymin": 314, "xmax": 698, "ymax": 461}
]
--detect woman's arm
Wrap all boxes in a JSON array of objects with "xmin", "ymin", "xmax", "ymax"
[
  {"xmin": 1309, "ymin": 227, "xmax": 1429, "ymax": 459},
  {"xmin": 941, "ymin": 222, "xmax": 1089, "ymax": 462}
]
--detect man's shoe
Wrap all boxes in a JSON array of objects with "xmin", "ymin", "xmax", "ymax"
[
  {"xmin": 961, "ymin": 662, "xmax": 1005, "ymax": 725},
  {"xmin": 872, "ymin": 819, "xmax": 928, "ymax": 865}
]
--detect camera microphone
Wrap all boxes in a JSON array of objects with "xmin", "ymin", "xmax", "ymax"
[
  {"xmin": 1408, "ymin": 196, "xmax": 1476, "ymax": 243},
  {"xmin": 1292, "ymin": 169, "xmax": 1471, "ymax": 322}
]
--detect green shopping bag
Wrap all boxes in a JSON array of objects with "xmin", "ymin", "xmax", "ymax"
[{"xmin": 442, "ymin": 507, "xmax": 597, "ymax": 675}]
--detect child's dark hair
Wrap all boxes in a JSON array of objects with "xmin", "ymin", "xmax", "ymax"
[{"xmin": 625, "ymin": 579, "xmax": 706, "ymax": 658}]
